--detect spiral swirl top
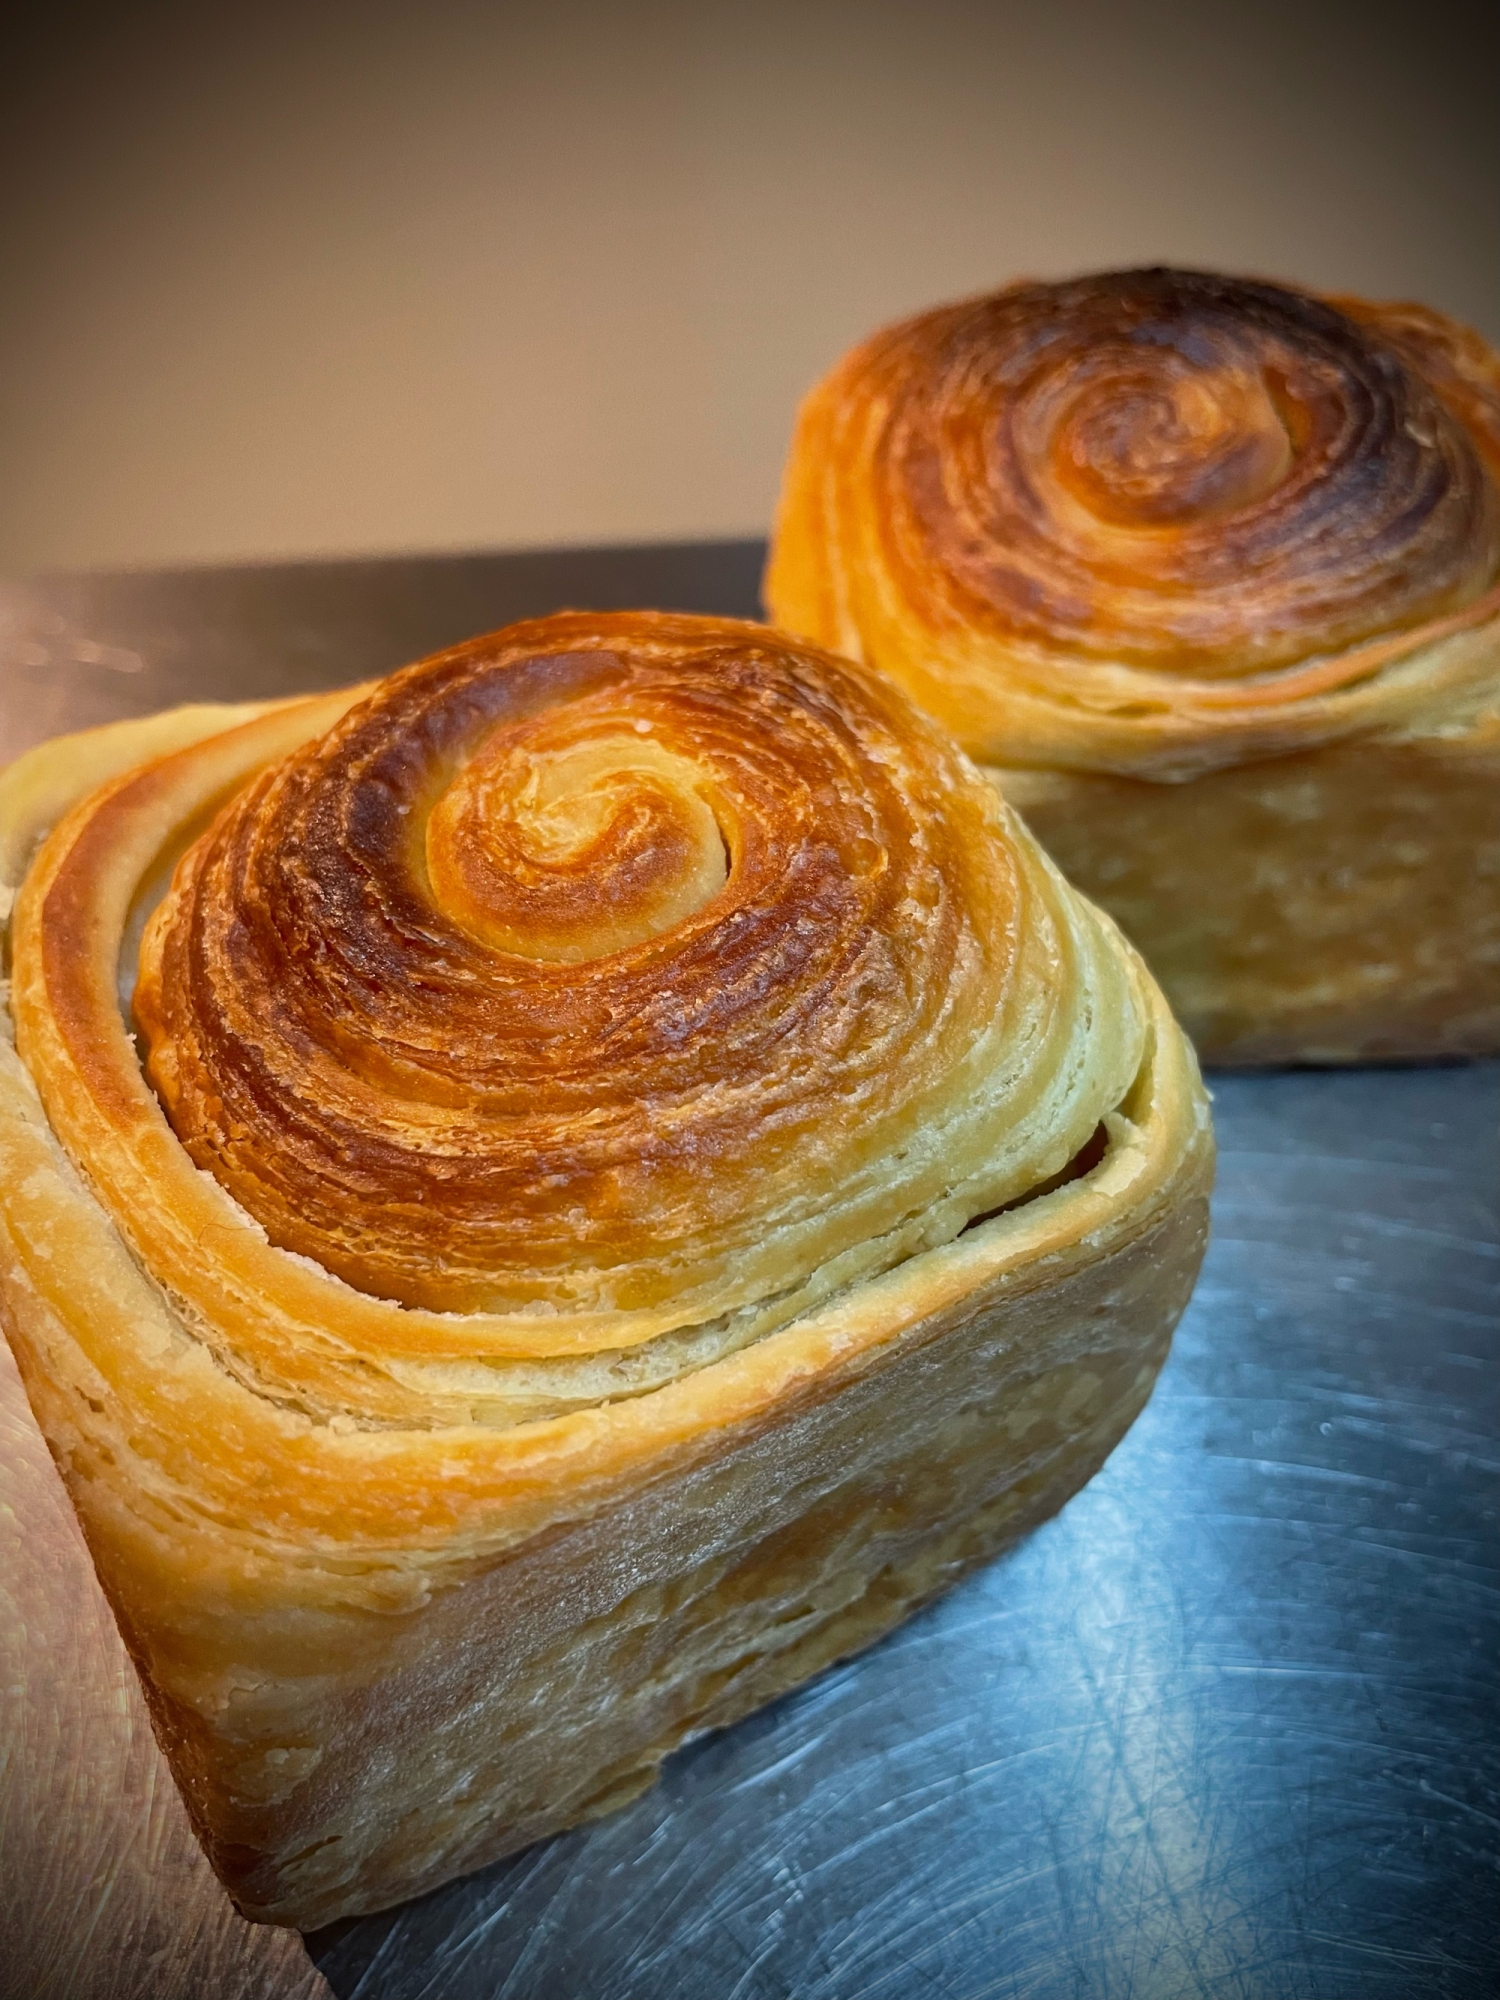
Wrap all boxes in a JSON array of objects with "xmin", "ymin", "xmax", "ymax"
[
  {"xmin": 111, "ymin": 614, "xmax": 1141, "ymax": 1390},
  {"xmin": 766, "ymin": 268, "xmax": 1500, "ymax": 776}
]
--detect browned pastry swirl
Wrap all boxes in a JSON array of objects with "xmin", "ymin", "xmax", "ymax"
[
  {"xmin": 7, "ymin": 612, "xmax": 1161, "ymax": 1434},
  {"xmin": 131, "ymin": 615, "xmax": 1043, "ymax": 1321},
  {"xmin": 767, "ymin": 268, "xmax": 1500, "ymax": 777}
]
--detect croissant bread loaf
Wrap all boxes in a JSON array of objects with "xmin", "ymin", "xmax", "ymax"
[
  {"xmin": 0, "ymin": 612, "xmax": 1211, "ymax": 1928},
  {"xmin": 766, "ymin": 268, "xmax": 1500, "ymax": 1064}
]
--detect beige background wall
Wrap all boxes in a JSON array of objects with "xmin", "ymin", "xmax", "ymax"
[{"xmin": 3, "ymin": 0, "xmax": 1496, "ymax": 576}]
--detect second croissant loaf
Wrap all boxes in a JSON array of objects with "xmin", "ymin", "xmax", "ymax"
[{"xmin": 767, "ymin": 268, "xmax": 1500, "ymax": 1062}]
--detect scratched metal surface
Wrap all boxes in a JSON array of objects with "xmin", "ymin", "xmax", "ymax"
[{"xmin": 2, "ymin": 546, "xmax": 1497, "ymax": 2000}]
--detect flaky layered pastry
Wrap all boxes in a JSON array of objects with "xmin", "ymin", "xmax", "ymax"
[
  {"xmin": 767, "ymin": 268, "xmax": 1500, "ymax": 1062},
  {"xmin": 0, "ymin": 613, "xmax": 1211, "ymax": 1928}
]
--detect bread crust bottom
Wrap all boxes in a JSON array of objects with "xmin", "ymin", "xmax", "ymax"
[
  {"xmin": 994, "ymin": 720, "xmax": 1500, "ymax": 1067},
  {"xmin": 0, "ymin": 1061, "xmax": 1209, "ymax": 1928}
]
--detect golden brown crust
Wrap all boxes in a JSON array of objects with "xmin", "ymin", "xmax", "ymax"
[
  {"xmin": 1338, "ymin": 295, "xmax": 1500, "ymax": 487},
  {"xmin": 129, "ymin": 615, "xmax": 1039, "ymax": 1316},
  {"xmin": 766, "ymin": 267, "xmax": 1500, "ymax": 782},
  {"xmin": 0, "ymin": 615, "xmax": 1213, "ymax": 1925},
  {"xmin": 15, "ymin": 617, "xmax": 1153, "ymax": 1428}
]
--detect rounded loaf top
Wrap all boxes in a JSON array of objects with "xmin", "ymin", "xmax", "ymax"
[
  {"xmin": 127, "ymin": 611, "xmax": 1145, "ymax": 1328},
  {"xmin": 766, "ymin": 268, "xmax": 1500, "ymax": 777}
]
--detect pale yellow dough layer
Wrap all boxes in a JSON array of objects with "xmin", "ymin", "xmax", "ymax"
[
  {"xmin": 0, "ymin": 630, "xmax": 1212, "ymax": 1928},
  {"xmin": 994, "ymin": 716, "xmax": 1500, "ymax": 1064}
]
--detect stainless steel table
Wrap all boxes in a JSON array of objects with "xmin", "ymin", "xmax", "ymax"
[{"xmin": 2, "ymin": 545, "xmax": 1496, "ymax": 2000}]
